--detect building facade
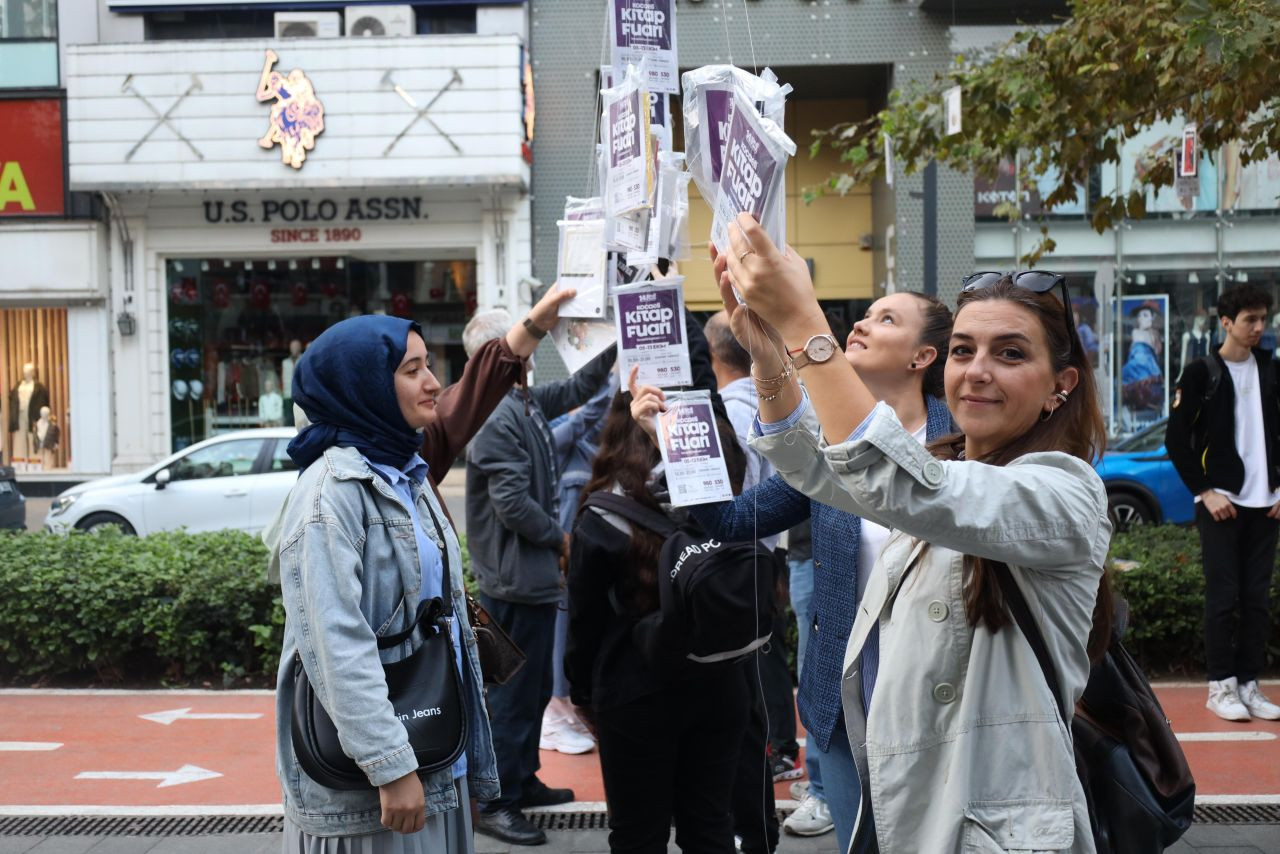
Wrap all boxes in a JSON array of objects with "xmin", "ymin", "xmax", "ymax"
[{"xmin": 2, "ymin": 1, "xmax": 534, "ymax": 480}]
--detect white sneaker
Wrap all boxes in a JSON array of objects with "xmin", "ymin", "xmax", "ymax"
[
  {"xmin": 1207, "ymin": 677, "xmax": 1252, "ymax": 722},
  {"xmin": 539, "ymin": 721, "xmax": 596, "ymax": 754},
  {"xmin": 783, "ymin": 793, "xmax": 834, "ymax": 837},
  {"xmin": 1238, "ymin": 680, "xmax": 1280, "ymax": 720},
  {"xmin": 789, "ymin": 780, "xmax": 809, "ymax": 802}
]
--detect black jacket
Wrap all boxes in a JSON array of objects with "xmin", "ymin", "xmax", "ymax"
[
  {"xmin": 1165, "ymin": 348, "xmax": 1280, "ymax": 497},
  {"xmin": 465, "ymin": 345, "xmax": 616, "ymax": 605}
]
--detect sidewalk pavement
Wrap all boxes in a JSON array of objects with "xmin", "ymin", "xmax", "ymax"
[{"xmin": 2, "ymin": 823, "xmax": 1278, "ymax": 853}]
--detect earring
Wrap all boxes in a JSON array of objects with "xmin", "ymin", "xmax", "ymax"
[
  {"xmin": 909, "ymin": 363, "xmax": 917, "ymax": 369},
  {"xmin": 1041, "ymin": 390, "xmax": 1070, "ymax": 422}
]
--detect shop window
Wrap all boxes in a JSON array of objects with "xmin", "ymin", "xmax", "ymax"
[
  {"xmin": 1, "ymin": 307, "xmax": 69, "ymax": 471},
  {"xmin": 165, "ymin": 255, "xmax": 476, "ymax": 453},
  {"xmin": 0, "ymin": 0, "xmax": 56, "ymax": 39}
]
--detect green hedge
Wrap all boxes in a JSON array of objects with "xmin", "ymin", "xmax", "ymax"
[
  {"xmin": 3, "ymin": 523, "xmax": 1276, "ymax": 684},
  {"xmin": 0, "ymin": 528, "xmax": 284, "ymax": 685},
  {"xmin": 1109, "ymin": 524, "xmax": 1280, "ymax": 675}
]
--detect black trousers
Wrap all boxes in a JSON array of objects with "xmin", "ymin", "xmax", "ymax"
[
  {"xmin": 477, "ymin": 595, "xmax": 558, "ymax": 810},
  {"xmin": 758, "ymin": 631, "xmax": 798, "ymax": 757},
  {"xmin": 596, "ymin": 667, "xmax": 749, "ymax": 854},
  {"xmin": 1196, "ymin": 502, "xmax": 1279, "ymax": 682},
  {"xmin": 732, "ymin": 656, "xmax": 779, "ymax": 854}
]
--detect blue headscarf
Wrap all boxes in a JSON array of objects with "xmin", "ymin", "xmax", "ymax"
[{"xmin": 287, "ymin": 315, "xmax": 426, "ymax": 471}]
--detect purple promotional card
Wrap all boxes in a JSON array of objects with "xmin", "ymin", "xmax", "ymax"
[
  {"xmin": 710, "ymin": 98, "xmax": 789, "ymax": 253},
  {"xmin": 611, "ymin": 0, "xmax": 679, "ymax": 94},
  {"xmin": 609, "ymin": 92, "xmax": 642, "ymax": 168},
  {"xmin": 613, "ymin": 278, "xmax": 692, "ymax": 389},
  {"xmin": 656, "ymin": 391, "xmax": 733, "ymax": 505},
  {"xmin": 703, "ymin": 88, "xmax": 733, "ymax": 184}
]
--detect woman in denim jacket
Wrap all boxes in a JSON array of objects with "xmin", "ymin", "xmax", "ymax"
[
  {"xmin": 274, "ymin": 287, "xmax": 574, "ymax": 853},
  {"xmin": 709, "ymin": 214, "xmax": 1111, "ymax": 854}
]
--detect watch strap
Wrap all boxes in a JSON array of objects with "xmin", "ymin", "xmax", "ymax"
[{"xmin": 522, "ymin": 317, "xmax": 548, "ymax": 340}]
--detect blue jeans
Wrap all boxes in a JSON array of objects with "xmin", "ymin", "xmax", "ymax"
[
  {"xmin": 816, "ymin": 719, "xmax": 864, "ymax": 854},
  {"xmin": 551, "ymin": 591, "xmax": 570, "ymax": 698},
  {"xmin": 788, "ymin": 557, "xmax": 823, "ymax": 802}
]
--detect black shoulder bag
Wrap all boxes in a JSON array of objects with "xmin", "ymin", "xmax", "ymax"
[
  {"xmin": 291, "ymin": 498, "xmax": 467, "ymax": 791},
  {"xmin": 995, "ymin": 564, "xmax": 1195, "ymax": 854}
]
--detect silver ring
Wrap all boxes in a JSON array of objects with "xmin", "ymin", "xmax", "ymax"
[{"xmin": 738, "ymin": 249, "xmax": 755, "ymax": 263}]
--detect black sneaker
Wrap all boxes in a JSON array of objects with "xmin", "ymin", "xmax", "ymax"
[
  {"xmin": 769, "ymin": 751, "xmax": 803, "ymax": 782},
  {"xmin": 521, "ymin": 778, "xmax": 575, "ymax": 807}
]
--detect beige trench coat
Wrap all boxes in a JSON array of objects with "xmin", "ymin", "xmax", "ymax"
[{"xmin": 751, "ymin": 401, "xmax": 1110, "ymax": 854}]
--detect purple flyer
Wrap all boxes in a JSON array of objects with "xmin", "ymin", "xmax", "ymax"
[
  {"xmin": 613, "ymin": 0, "xmax": 672, "ymax": 50},
  {"xmin": 618, "ymin": 288, "xmax": 680, "ymax": 349},
  {"xmin": 609, "ymin": 93, "xmax": 642, "ymax": 168},
  {"xmin": 661, "ymin": 404, "xmax": 721, "ymax": 463},
  {"xmin": 703, "ymin": 88, "xmax": 733, "ymax": 183},
  {"xmin": 721, "ymin": 116, "xmax": 779, "ymax": 219}
]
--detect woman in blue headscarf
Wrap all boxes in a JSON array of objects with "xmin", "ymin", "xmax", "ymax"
[{"xmin": 273, "ymin": 287, "xmax": 573, "ymax": 854}]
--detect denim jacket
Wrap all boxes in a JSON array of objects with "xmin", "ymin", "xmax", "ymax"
[
  {"xmin": 752, "ymin": 402, "xmax": 1109, "ymax": 853},
  {"xmin": 274, "ymin": 445, "xmax": 499, "ymax": 836}
]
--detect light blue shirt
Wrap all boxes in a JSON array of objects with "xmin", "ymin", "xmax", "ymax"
[
  {"xmin": 364, "ymin": 452, "xmax": 467, "ymax": 779},
  {"xmin": 754, "ymin": 390, "xmax": 874, "ymax": 443}
]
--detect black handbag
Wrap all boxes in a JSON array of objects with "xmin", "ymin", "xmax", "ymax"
[
  {"xmin": 290, "ymin": 499, "xmax": 468, "ymax": 791},
  {"xmin": 995, "ymin": 565, "xmax": 1195, "ymax": 853},
  {"xmin": 465, "ymin": 593, "xmax": 527, "ymax": 685}
]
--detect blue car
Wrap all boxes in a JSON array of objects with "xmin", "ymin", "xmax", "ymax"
[{"xmin": 1093, "ymin": 418, "xmax": 1195, "ymax": 531}]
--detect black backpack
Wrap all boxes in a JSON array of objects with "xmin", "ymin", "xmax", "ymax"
[
  {"xmin": 582, "ymin": 491, "xmax": 776, "ymax": 670},
  {"xmin": 995, "ymin": 565, "xmax": 1195, "ymax": 854}
]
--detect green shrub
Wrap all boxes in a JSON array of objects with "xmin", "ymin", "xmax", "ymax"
[
  {"xmin": 0, "ymin": 528, "xmax": 283, "ymax": 685},
  {"xmin": 1108, "ymin": 523, "xmax": 1280, "ymax": 675},
  {"xmin": 0, "ymin": 526, "xmax": 477, "ymax": 686}
]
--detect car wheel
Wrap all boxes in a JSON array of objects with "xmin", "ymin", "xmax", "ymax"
[
  {"xmin": 76, "ymin": 512, "xmax": 137, "ymax": 536},
  {"xmin": 1108, "ymin": 490, "xmax": 1154, "ymax": 533}
]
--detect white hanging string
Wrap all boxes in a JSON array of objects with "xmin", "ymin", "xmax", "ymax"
[{"xmin": 588, "ymin": 3, "xmax": 611, "ymax": 196}]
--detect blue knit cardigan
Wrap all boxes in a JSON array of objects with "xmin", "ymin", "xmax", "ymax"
[{"xmin": 687, "ymin": 395, "xmax": 955, "ymax": 752}]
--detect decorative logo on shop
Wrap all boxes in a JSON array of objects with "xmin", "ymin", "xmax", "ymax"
[{"xmin": 256, "ymin": 50, "xmax": 325, "ymax": 170}]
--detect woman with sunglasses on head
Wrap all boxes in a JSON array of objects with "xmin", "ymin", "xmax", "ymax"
[
  {"xmin": 272, "ymin": 286, "xmax": 576, "ymax": 854},
  {"xmin": 630, "ymin": 291, "xmax": 954, "ymax": 850},
  {"xmin": 711, "ymin": 215, "xmax": 1111, "ymax": 854}
]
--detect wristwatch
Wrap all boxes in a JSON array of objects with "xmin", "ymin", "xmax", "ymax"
[{"xmin": 788, "ymin": 334, "xmax": 840, "ymax": 370}]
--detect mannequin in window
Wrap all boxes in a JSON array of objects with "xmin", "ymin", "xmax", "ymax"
[
  {"xmin": 36, "ymin": 406, "xmax": 60, "ymax": 470},
  {"xmin": 1181, "ymin": 310, "xmax": 1212, "ymax": 374},
  {"xmin": 280, "ymin": 339, "xmax": 302, "ymax": 426},
  {"xmin": 259, "ymin": 373, "xmax": 284, "ymax": 427},
  {"xmin": 8, "ymin": 363, "xmax": 49, "ymax": 466}
]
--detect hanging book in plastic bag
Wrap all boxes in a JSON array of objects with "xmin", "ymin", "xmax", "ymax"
[
  {"xmin": 656, "ymin": 390, "xmax": 734, "ymax": 506},
  {"xmin": 556, "ymin": 219, "xmax": 608, "ymax": 318},
  {"xmin": 613, "ymin": 276, "xmax": 691, "ymax": 390},
  {"xmin": 602, "ymin": 64, "xmax": 654, "ymax": 219},
  {"xmin": 551, "ymin": 315, "xmax": 617, "ymax": 375},
  {"xmin": 609, "ymin": 0, "xmax": 679, "ymax": 95},
  {"xmin": 710, "ymin": 89, "xmax": 796, "ymax": 257}
]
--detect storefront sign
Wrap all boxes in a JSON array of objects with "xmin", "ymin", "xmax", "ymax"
[
  {"xmin": 202, "ymin": 196, "xmax": 428, "ymax": 224},
  {"xmin": 0, "ymin": 99, "xmax": 65, "ymax": 217},
  {"xmin": 256, "ymin": 50, "xmax": 325, "ymax": 170}
]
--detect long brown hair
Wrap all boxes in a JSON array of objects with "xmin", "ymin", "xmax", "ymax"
[
  {"xmin": 931, "ymin": 277, "xmax": 1113, "ymax": 661},
  {"xmin": 903, "ymin": 291, "xmax": 953, "ymax": 400},
  {"xmin": 578, "ymin": 392, "xmax": 746, "ymax": 616}
]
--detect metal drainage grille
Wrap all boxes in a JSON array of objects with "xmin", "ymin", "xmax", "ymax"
[
  {"xmin": 0, "ymin": 815, "xmax": 284, "ymax": 837},
  {"xmin": 529, "ymin": 810, "xmax": 609, "ymax": 830},
  {"xmin": 1195, "ymin": 803, "xmax": 1280, "ymax": 824}
]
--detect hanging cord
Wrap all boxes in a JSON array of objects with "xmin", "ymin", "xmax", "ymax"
[
  {"xmin": 717, "ymin": 0, "xmax": 733, "ymax": 66},
  {"xmin": 741, "ymin": 0, "xmax": 759, "ymax": 76}
]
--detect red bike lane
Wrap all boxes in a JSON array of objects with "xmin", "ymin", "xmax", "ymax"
[{"xmin": 1, "ymin": 684, "xmax": 1276, "ymax": 813}]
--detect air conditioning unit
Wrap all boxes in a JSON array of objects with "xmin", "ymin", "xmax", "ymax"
[
  {"xmin": 345, "ymin": 5, "xmax": 415, "ymax": 37},
  {"xmin": 274, "ymin": 11, "xmax": 341, "ymax": 39}
]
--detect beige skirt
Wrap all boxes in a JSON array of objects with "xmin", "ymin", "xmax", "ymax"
[{"xmin": 282, "ymin": 777, "xmax": 473, "ymax": 854}]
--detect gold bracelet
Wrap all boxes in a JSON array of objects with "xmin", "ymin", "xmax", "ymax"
[
  {"xmin": 757, "ymin": 387, "xmax": 788, "ymax": 402},
  {"xmin": 751, "ymin": 362, "xmax": 794, "ymax": 387}
]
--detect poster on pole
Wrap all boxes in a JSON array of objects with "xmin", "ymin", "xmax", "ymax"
[
  {"xmin": 1117, "ymin": 293, "xmax": 1170, "ymax": 437},
  {"xmin": 613, "ymin": 276, "xmax": 692, "ymax": 389},
  {"xmin": 611, "ymin": 0, "xmax": 679, "ymax": 95},
  {"xmin": 656, "ymin": 390, "xmax": 733, "ymax": 506}
]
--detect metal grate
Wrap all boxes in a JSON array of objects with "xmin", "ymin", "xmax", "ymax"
[
  {"xmin": 529, "ymin": 810, "xmax": 609, "ymax": 830},
  {"xmin": 0, "ymin": 815, "xmax": 284, "ymax": 837},
  {"xmin": 1194, "ymin": 803, "xmax": 1280, "ymax": 824}
]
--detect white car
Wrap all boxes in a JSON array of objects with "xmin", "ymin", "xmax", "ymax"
[{"xmin": 45, "ymin": 428, "xmax": 299, "ymax": 536}]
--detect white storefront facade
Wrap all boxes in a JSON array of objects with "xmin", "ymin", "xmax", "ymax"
[{"xmin": 66, "ymin": 30, "xmax": 533, "ymax": 471}]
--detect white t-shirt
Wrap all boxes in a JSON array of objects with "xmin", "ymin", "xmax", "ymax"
[
  {"xmin": 857, "ymin": 420, "xmax": 928, "ymax": 602},
  {"xmin": 1214, "ymin": 356, "xmax": 1280, "ymax": 508}
]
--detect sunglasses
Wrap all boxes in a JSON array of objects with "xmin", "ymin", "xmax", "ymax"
[{"xmin": 961, "ymin": 270, "xmax": 1078, "ymax": 359}]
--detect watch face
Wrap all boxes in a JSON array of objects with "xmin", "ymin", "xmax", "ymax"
[{"xmin": 807, "ymin": 335, "xmax": 837, "ymax": 363}]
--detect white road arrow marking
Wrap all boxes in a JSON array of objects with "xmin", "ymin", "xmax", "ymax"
[
  {"xmin": 1176, "ymin": 731, "xmax": 1278, "ymax": 742},
  {"xmin": 0, "ymin": 742, "xmax": 62, "ymax": 751},
  {"xmin": 76, "ymin": 765, "xmax": 222, "ymax": 789},
  {"xmin": 139, "ymin": 707, "xmax": 263, "ymax": 726}
]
